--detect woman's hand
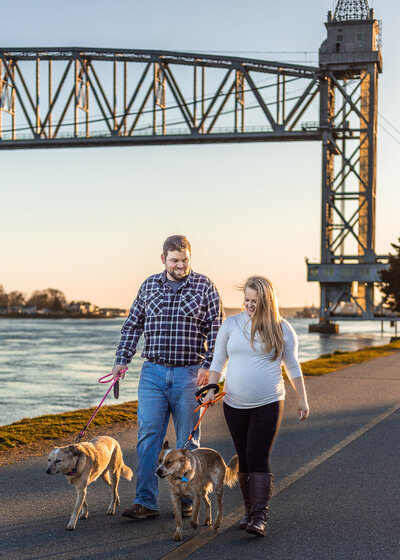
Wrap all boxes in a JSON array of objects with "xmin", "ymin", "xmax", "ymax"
[
  {"xmin": 202, "ymin": 389, "xmax": 216, "ymax": 405},
  {"xmin": 298, "ymin": 399, "xmax": 309, "ymax": 422}
]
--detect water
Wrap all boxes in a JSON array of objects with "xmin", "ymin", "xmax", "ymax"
[{"xmin": 0, "ymin": 317, "xmax": 395, "ymax": 426}]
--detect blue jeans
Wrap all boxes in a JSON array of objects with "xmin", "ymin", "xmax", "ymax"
[{"xmin": 134, "ymin": 361, "xmax": 201, "ymax": 510}]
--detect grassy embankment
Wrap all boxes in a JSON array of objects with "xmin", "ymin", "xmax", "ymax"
[{"xmin": 1, "ymin": 340, "xmax": 399, "ymax": 452}]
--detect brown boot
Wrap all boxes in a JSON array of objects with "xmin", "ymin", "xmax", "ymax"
[
  {"xmin": 122, "ymin": 504, "xmax": 160, "ymax": 520},
  {"xmin": 245, "ymin": 472, "xmax": 273, "ymax": 537},
  {"xmin": 238, "ymin": 473, "xmax": 252, "ymax": 529}
]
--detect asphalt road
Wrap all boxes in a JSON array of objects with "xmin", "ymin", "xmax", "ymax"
[{"xmin": 1, "ymin": 352, "xmax": 399, "ymax": 560}]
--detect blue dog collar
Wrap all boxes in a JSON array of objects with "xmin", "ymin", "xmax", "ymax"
[{"xmin": 174, "ymin": 474, "xmax": 189, "ymax": 482}]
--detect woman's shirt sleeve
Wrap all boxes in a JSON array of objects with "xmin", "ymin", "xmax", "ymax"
[
  {"xmin": 281, "ymin": 320, "xmax": 303, "ymax": 379},
  {"xmin": 209, "ymin": 318, "xmax": 230, "ymax": 373}
]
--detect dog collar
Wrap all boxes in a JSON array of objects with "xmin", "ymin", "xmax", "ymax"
[
  {"xmin": 175, "ymin": 472, "xmax": 189, "ymax": 482},
  {"xmin": 66, "ymin": 456, "xmax": 80, "ymax": 476}
]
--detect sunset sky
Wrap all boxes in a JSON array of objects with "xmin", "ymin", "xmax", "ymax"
[{"xmin": 1, "ymin": 0, "xmax": 399, "ymax": 309}]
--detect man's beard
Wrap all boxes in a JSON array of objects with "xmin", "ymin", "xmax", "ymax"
[{"xmin": 168, "ymin": 269, "xmax": 190, "ymax": 281}]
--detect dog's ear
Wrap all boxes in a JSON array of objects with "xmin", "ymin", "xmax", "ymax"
[
  {"xmin": 179, "ymin": 449, "xmax": 188, "ymax": 462},
  {"xmin": 66, "ymin": 445, "xmax": 80, "ymax": 457},
  {"xmin": 162, "ymin": 440, "xmax": 169, "ymax": 450}
]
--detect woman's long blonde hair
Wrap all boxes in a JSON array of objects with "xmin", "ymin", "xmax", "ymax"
[{"xmin": 243, "ymin": 276, "xmax": 284, "ymax": 360}]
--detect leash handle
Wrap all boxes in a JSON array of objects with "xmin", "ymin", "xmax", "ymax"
[
  {"xmin": 194, "ymin": 383, "xmax": 220, "ymax": 404},
  {"xmin": 75, "ymin": 368, "xmax": 127, "ymax": 442},
  {"xmin": 98, "ymin": 368, "xmax": 127, "ymax": 383},
  {"xmin": 194, "ymin": 391, "xmax": 225, "ymax": 413},
  {"xmin": 99, "ymin": 368, "xmax": 127, "ymax": 400}
]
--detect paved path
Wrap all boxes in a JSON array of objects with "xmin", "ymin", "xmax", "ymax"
[{"xmin": 1, "ymin": 353, "xmax": 399, "ymax": 560}]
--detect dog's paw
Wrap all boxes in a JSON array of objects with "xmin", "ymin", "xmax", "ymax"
[
  {"xmin": 213, "ymin": 522, "xmax": 221, "ymax": 531},
  {"xmin": 204, "ymin": 518, "xmax": 212, "ymax": 526},
  {"xmin": 66, "ymin": 523, "xmax": 76, "ymax": 531},
  {"xmin": 79, "ymin": 512, "xmax": 88, "ymax": 520},
  {"xmin": 174, "ymin": 528, "xmax": 183, "ymax": 541},
  {"xmin": 106, "ymin": 508, "xmax": 116, "ymax": 515}
]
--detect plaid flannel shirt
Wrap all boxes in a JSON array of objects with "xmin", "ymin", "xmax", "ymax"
[{"xmin": 115, "ymin": 270, "xmax": 224, "ymax": 369}]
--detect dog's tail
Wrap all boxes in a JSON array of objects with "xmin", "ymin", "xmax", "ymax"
[
  {"xmin": 121, "ymin": 463, "xmax": 133, "ymax": 481},
  {"xmin": 114, "ymin": 441, "xmax": 133, "ymax": 481},
  {"xmin": 224, "ymin": 454, "xmax": 239, "ymax": 487}
]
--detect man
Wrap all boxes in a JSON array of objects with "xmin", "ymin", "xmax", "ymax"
[{"xmin": 112, "ymin": 235, "xmax": 224, "ymax": 520}]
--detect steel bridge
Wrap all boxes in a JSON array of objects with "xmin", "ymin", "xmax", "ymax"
[
  {"xmin": 1, "ymin": 0, "xmax": 396, "ymax": 328},
  {"xmin": 0, "ymin": 48, "xmax": 322, "ymax": 148}
]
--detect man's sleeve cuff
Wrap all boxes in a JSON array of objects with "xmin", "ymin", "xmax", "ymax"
[{"xmin": 114, "ymin": 359, "xmax": 128, "ymax": 366}]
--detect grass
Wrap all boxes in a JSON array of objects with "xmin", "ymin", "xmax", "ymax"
[
  {"xmin": 1, "ymin": 339, "xmax": 399, "ymax": 453},
  {"xmin": 0, "ymin": 401, "xmax": 137, "ymax": 452},
  {"xmin": 300, "ymin": 339, "xmax": 400, "ymax": 376}
]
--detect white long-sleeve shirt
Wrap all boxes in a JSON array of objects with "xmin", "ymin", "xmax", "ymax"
[{"xmin": 209, "ymin": 312, "xmax": 303, "ymax": 409}]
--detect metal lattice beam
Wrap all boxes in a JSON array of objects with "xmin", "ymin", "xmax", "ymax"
[{"xmin": 0, "ymin": 48, "xmax": 322, "ymax": 149}]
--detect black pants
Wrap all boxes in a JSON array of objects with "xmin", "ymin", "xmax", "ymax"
[{"xmin": 223, "ymin": 400, "xmax": 284, "ymax": 473}]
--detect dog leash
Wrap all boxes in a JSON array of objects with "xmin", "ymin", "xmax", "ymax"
[
  {"xmin": 75, "ymin": 368, "xmax": 127, "ymax": 443},
  {"xmin": 182, "ymin": 384, "xmax": 226, "ymax": 449}
]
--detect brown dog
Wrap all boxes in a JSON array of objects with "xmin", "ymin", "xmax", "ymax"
[
  {"xmin": 156, "ymin": 441, "xmax": 238, "ymax": 541},
  {"xmin": 46, "ymin": 435, "xmax": 133, "ymax": 530}
]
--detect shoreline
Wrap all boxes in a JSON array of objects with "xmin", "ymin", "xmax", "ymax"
[
  {"xmin": 1, "ymin": 339, "xmax": 399, "ymax": 465},
  {"xmin": 0, "ymin": 313, "xmax": 123, "ymax": 319},
  {"xmin": 0, "ymin": 307, "xmax": 301, "ymax": 320}
]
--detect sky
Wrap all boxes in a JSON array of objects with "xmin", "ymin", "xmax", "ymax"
[{"xmin": 1, "ymin": 0, "xmax": 399, "ymax": 309}]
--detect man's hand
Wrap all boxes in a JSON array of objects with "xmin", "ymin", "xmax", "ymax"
[
  {"xmin": 195, "ymin": 367, "xmax": 209, "ymax": 386},
  {"xmin": 112, "ymin": 364, "xmax": 128, "ymax": 380}
]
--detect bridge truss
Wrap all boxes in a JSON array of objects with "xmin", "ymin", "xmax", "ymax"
[{"xmin": 0, "ymin": 48, "xmax": 321, "ymax": 148}]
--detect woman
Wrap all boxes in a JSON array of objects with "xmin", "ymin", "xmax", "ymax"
[{"xmin": 204, "ymin": 276, "xmax": 309, "ymax": 537}]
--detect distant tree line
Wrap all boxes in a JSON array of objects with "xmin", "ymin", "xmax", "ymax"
[{"xmin": 1, "ymin": 286, "xmax": 74, "ymax": 312}]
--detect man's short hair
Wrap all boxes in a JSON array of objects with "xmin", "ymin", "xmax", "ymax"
[{"xmin": 162, "ymin": 235, "xmax": 191, "ymax": 257}]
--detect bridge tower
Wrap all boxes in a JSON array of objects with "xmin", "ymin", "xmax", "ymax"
[{"xmin": 307, "ymin": 0, "xmax": 385, "ymax": 331}]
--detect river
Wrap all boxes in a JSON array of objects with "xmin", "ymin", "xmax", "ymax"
[{"xmin": 0, "ymin": 317, "xmax": 396, "ymax": 426}]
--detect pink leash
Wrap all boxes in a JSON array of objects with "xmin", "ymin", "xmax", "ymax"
[{"xmin": 75, "ymin": 368, "xmax": 127, "ymax": 443}]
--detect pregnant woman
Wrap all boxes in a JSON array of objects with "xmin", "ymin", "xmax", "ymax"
[{"xmin": 204, "ymin": 275, "xmax": 309, "ymax": 537}]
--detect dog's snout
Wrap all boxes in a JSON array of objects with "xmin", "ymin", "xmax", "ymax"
[
  {"xmin": 155, "ymin": 467, "xmax": 162, "ymax": 477},
  {"xmin": 45, "ymin": 468, "xmax": 51, "ymax": 474}
]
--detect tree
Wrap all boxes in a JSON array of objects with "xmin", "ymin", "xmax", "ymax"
[
  {"xmin": 26, "ymin": 288, "xmax": 66, "ymax": 311},
  {"xmin": 45, "ymin": 288, "xmax": 66, "ymax": 312},
  {"xmin": 379, "ymin": 238, "xmax": 400, "ymax": 313},
  {"xmin": 26, "ymin": 290, "xmax": 49, "ymax": 309},
  {"xmin": 8, "ymin": 291, "xmax": 26, "ymax": 307},
  {"xmin": 0, "ymin": 285, "xmax": 8, "ymax": 307}
]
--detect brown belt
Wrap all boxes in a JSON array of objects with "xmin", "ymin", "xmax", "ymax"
[{"xmin": 148, "ymin": 360, "xmax": 201, "ymax": 368}]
